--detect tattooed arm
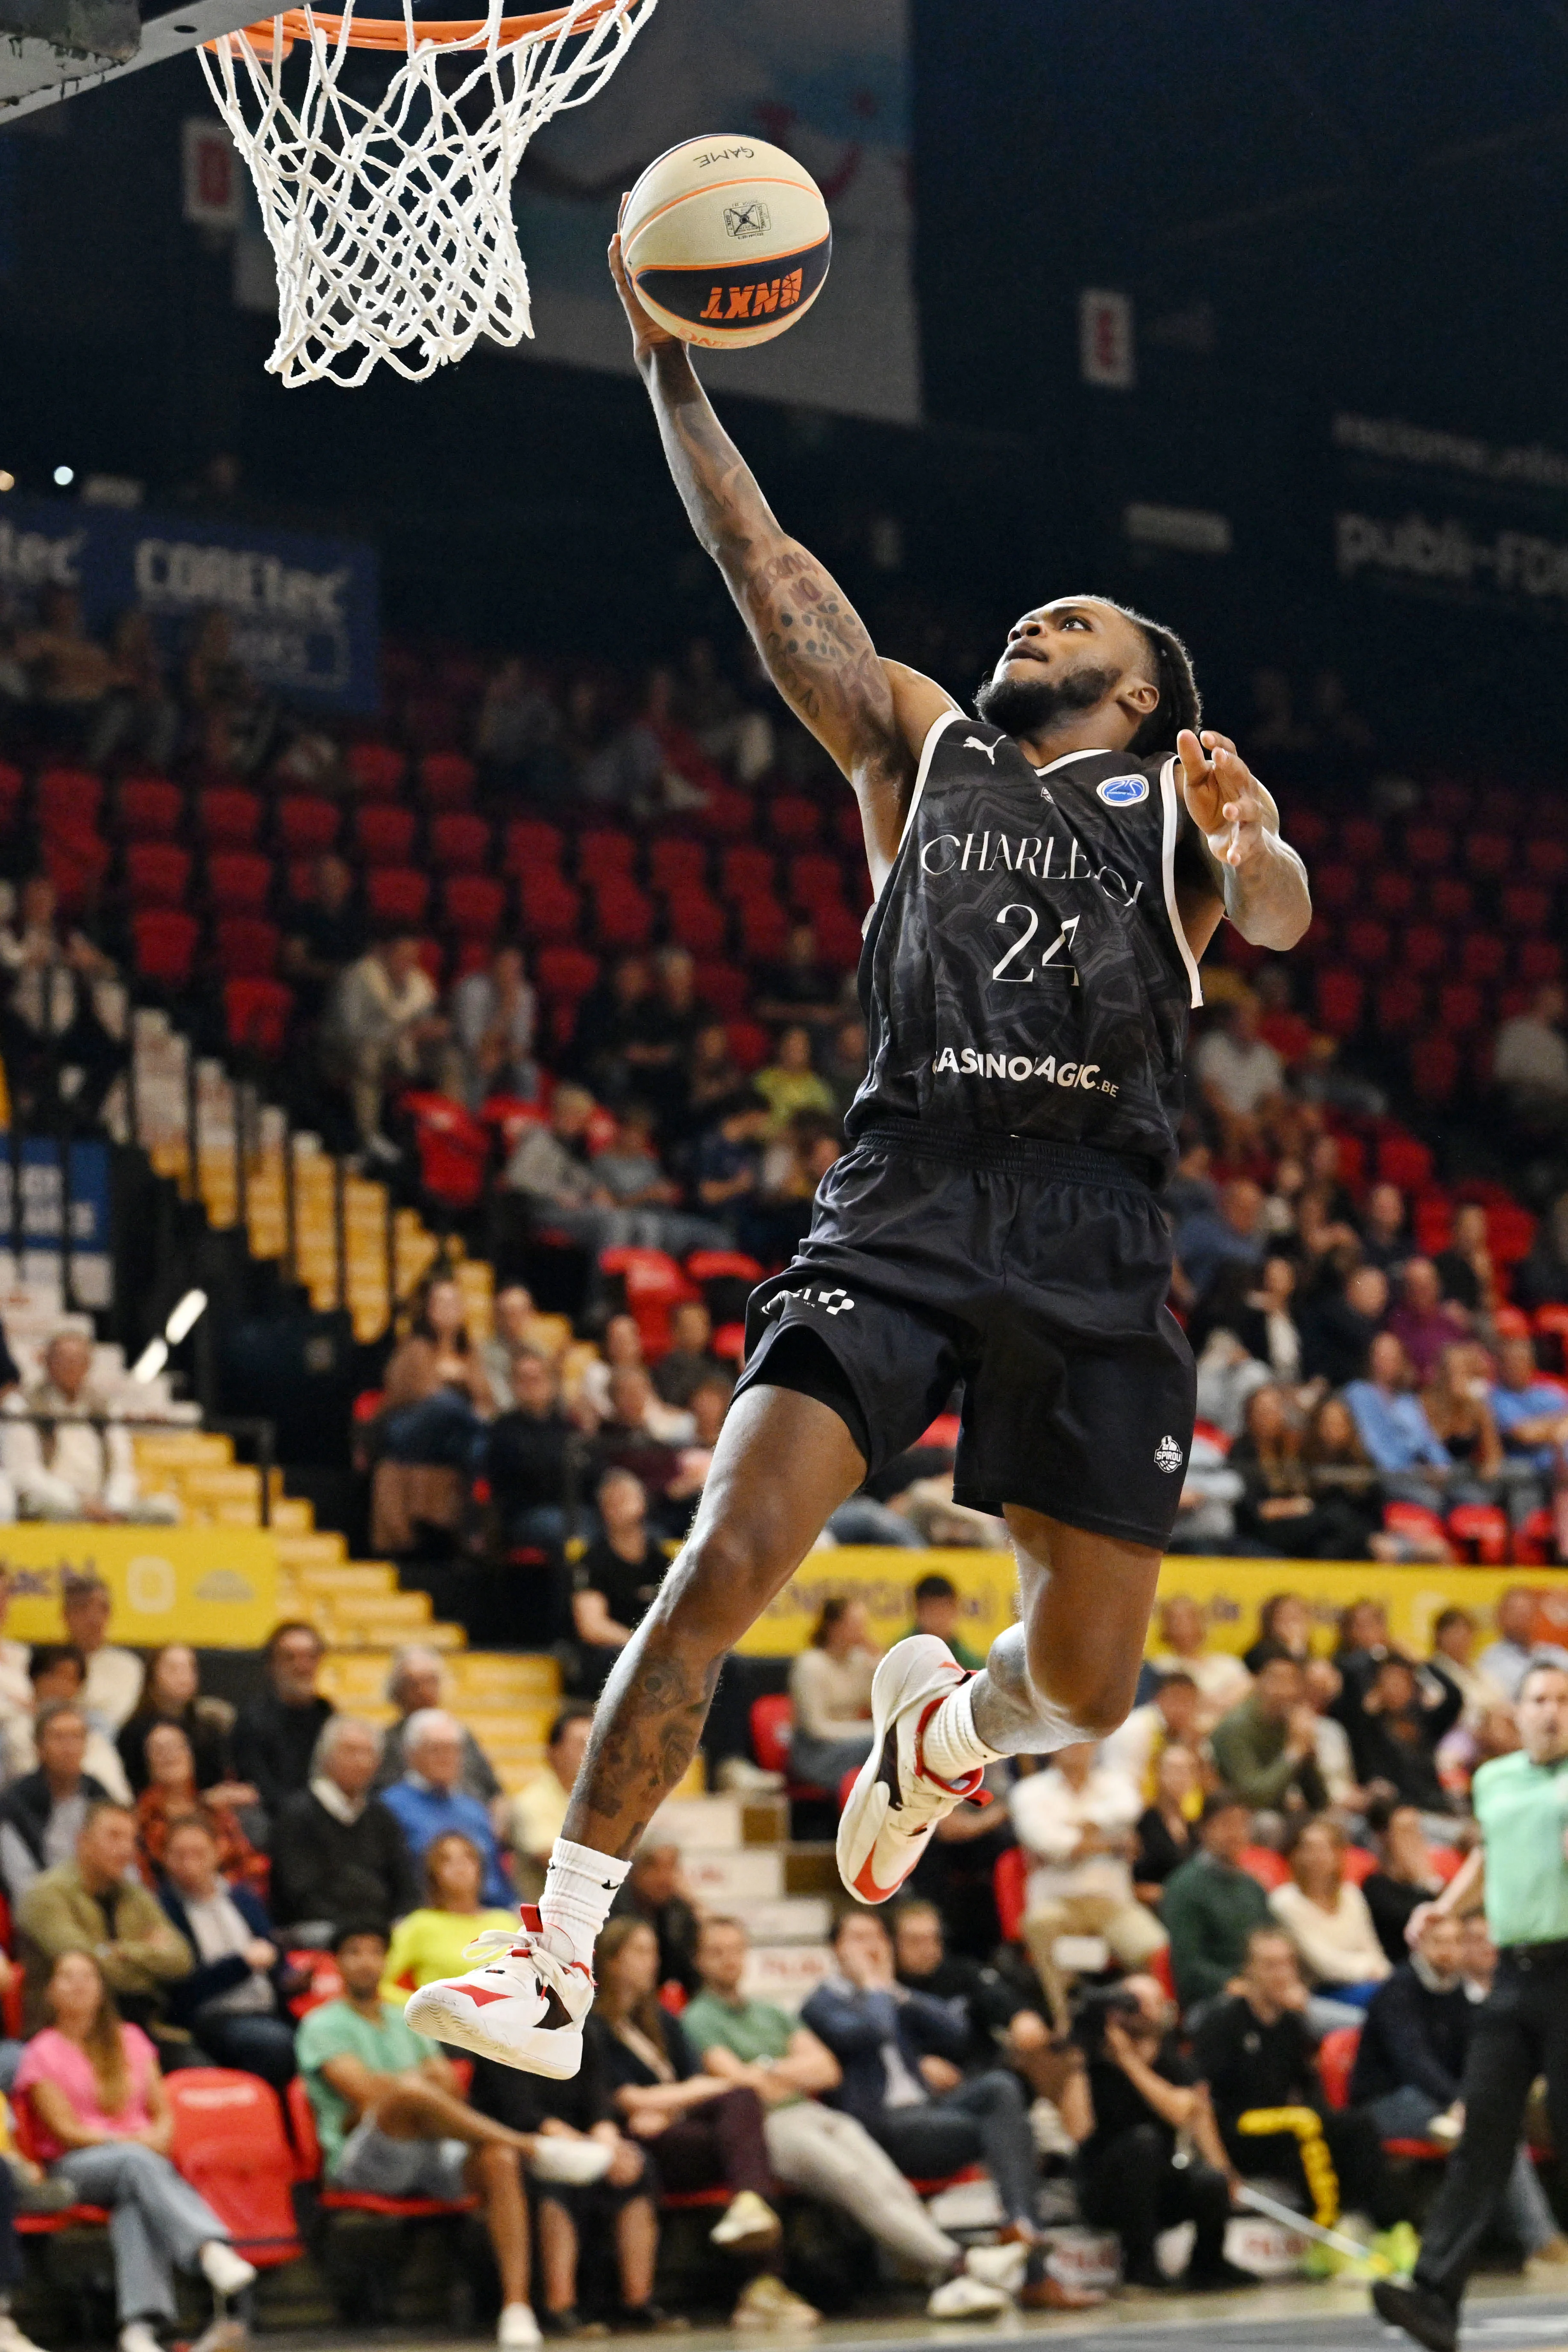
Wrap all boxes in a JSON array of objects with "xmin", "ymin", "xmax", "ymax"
[
  {"xmin": 1172, "ymin": 726, "xmax": 1312, "ymax": 956},
  {"xmin": 610, "ymin": 233, "xmax": 952, "ymax": 883}
]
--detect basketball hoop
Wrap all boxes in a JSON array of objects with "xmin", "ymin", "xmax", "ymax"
[{"xmin": 200, "ymin": 0, "xmax": 657, "ymax": 388}]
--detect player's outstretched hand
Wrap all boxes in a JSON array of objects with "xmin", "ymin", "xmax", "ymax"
[
  {"xmin": 608, "ymin": 207, "xmax": 681, "ymax": 365},
  {"xmin": 1177, "ymin": 727, "xmax": 1269, "ymax": 871}
]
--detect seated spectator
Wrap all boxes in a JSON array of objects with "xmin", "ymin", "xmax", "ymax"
[
  {"xmin": 574, "ymin": 1314, "xmax": 643, "ymax": 1420},
  {"xmin": 268, "ymin": 1717, "xmax": 419, "ymax": 1937},
  {"xmin": 787, "ymin": 1597, "xmax": 877, "ymax": 1792},
  {"xmin": 1148, "ymin": 1593, "xmax": 1251, "ymax": 1728},
  {"xmin": 1073, "ymin": 1977, "xmax": 1252, "ymax": 2294},
  {"xmin": 0, "ymin": 1569, "xmax": 30, "ymax": 1739},
  {"xmin": 135, "ymin": 1724, "xmax": 263, "ymax": 1898},
  {"xmin": 1493, "ymin": 982, "xmax": 1568, "ymax": 1130},
  {"xmin": 1515, "ymin": 1188, "xmax": 1568, "ymax": 1311},
  {"xmin": 280, "ymin": 852, "xmax": 364, "ymax": 1021},
  {"xmin": 891, "ymin": 1897, "xmax": 1056, "ymax": 2095},
  {"xmin": 62, "ymin": 1573, "xmax": 146, "ymax": 1735},
  {"xmin": 381, "ymin": 1830, "xmax": 514, "ymax": 2006},
  {"xmin": 1230, "ymin": 1254, "xmax": 1304, "ymax": 1386},
  {"xmin": 820, "ymin": 1016, "xmax": 868, "ymax": 1124},
  {"xmin": 380, "ymin": 1710, "xmax": 510, "ymax": 1908},
  {"xmin": 659, "ymin": 1373, "xmax": 733, "ymax": 1526},
  {"xmin": 754, "ymin": 1026, "xmax": 834, "ymax": 1133},
  {"xmin": 378, "ymin": 1273, "xmax": 493, "ymax": 1498},
  {"xmin": 3, "ymin": 1336, "xmax": 176, "ymax": 1527},
  {"xmin": 17, "ymin": 1801, "xmax": 192, "ymax": 2046},
  {"xmin": 1427, "ymin": 1606, "xmax": 1509, "ymax": 1728},
  {"xmin": 1345, "ymin": 1333, "xmax": 1451, "ymax": 1484},
  {"xmin": 1301, "ymin": 1263, "xmax": 1389, "ymax": 1388},
  {"xmin": 507, "ymin": 1706, "xmax": 593, "ymax": 1902},
  {"xmin": 1433, "ymin": 1202, "xmax": 1498, "ymax": 1319},
  {"xmin": 1244, "ymin": 1592, "xmax": 1313, "ymax": 1675},
  {"xmin": 1360, "ymin": 1801, "xmax": 1450, "ymax": 1964},
  {"xmin": 1160, "ymin": 1790, "xmax": 1273, "ymax": 2016},
  {"xmin": 480, "ymin": 1284, "xmax": 558, "ymax": 1411},
  {"xmin": 1299, "ymin": 1394, "xmax": 1392, "ymax": 1558},
  {"xmin": 484, "ymin": 1354, "xmax": 586, "ymax": 1619},
  {"xmin": 571, "ymin": 1470, "xmax": 668, "ymax": 1695},
  {"xmin": 5, "ymin": 1647, "xmax": 132, "ymax": 1804},
  {"xmin": 1193, "ymin": 1927, "xmax": 1404, "ymax": 2247},
  {"xmin": 16, "ymin": 1949, "xmax": 257, "ymax": 2352},
  {"xmin": 682, "ymin": 1021, "xmax": 744, "ymax": 1135},
  {"xmin": 1303, "ymin": 1659, "xmax": 1362, "ymax": 1808},
  {"xmin": 1344, "ymin": 1652, "xmax": 1461, "ymax": 1814},
  {"xmin": 323, "ymin": 929, "xmax": 451, "ymax": 1160},
  {"xmin": 1100, "ymin": 1669, "xmax": 1204, "ymax": 1797},
  {"xmin": 1421, "ymin": 1342, "xmax": 1504, "ymax": 1494},
  {"xmin": 1174, "ymin": 1177, "xmax": 1267, "ymax": 1304},
  {"xmin": 754, "ymin": 922, "xmax": 841, "ymax": 1034},
  {"xmin": 1268, "ymin": 1817, "xmax": 1390, "ymax": 2010},
  {"xmin": 375, "ymin": 1646, "xmax": 501, "ymax": 1810},
  {"xmin": 599, "ymin": 1365, "xmax": 694, "ymax": 1456},
  {"xmin": 1166, "ymin": 1426, "xmax": 1245, "ymax": 1555},
  {"xmin": 802, "ymin": 1910, "xmax": 1091, "ymax": 2310},
  {"xmin": 1193, "ymin": 997, "xmax": 1285, "ymax": 1159},
  {"xmin": 1358, "ymin": 1181, "xmax": 1412, "ymax": 1278},
  {"xmin": 1133, "ymin": 1743, "xmax": 1202, "ymax": 1897},
  {"xmin": 233, "ymin": 1621, "xmax": 335, "ymax": 1825},
  {"xmin": 614, "ymin": 1840, "xmax": 700, "ymax": 1996},
  {"xmin": 652, "ymin": 1301, "xmax": 726, "ymax": 1409},
  {"xmin": 899, "ymin": 1572, "xmax": 984, "ymax": 1670},
  {"xmin": 157, "ymin": 1813, "xmax": 297, "ymax": 2088},
  {"xmin": 299, "ymin": 1922, "xmax": 594, "ymax": 2352},
  {"xmin": 1349, "ymin": 1908, "xmax": 1565, "ymax": 2263},
  {"xmin": 1209, "ymin": 1646, "xmax": 1329, "ymax": 1819},
  {"xmin": 588, "ymin": 1104, "xmax": 674, "ymax": 1211},
  {"xmin": 0, "ymin": 873, "xmax": 123, "ymax": 1129},
  {"xmin": 1389, "ymin": 1258, "xmax": 1468, "ymax": 1385},
  {"xmin": 1010, "ymin": 1740, "xmax": 1168, "ymax": 2031},
  {"xmin": 0, "ymin": 1699, "xmax": 114, "ymax": 1902},
  {"xmin": 692, "ymin": 1091, "xmax": 771, "ymax": 1246},
  {"xmin": 116, "ymin": 1643, "xmax": 240, "ymax": 1800},
  {"xmin": 453, "ymin": 944, "xmax": 538, "ymax": 1107},
  {"xmin": 501, "ymin": 1083, "xmax": 603, "ymax": 1228},
  {"xmin": 1477, "ymin": 1586, "xmax": 1557, "ymax": 1703},
  {"xmin": 592, "ymin": 1917, "xmax": 820, "ymax": 2331},
  {"xmin": 1489, "ymin": 1335, "xmax": 1568, "ymax": 1508},
  {"xmin": 1231, "ymin": 1388, "xmax": 1374, "ymax": 1559},
  {"xmin": 474, "ymin": 656, "xmax": 560, "ymax": 787},
  {"xmin": 684, "ymin": 1914, "xmax": 1013, "ymax": 2322}
]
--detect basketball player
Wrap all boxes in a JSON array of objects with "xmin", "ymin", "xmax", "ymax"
[{"xmin": 406, "ymin": 227, "xmax": 1312, "ymax": 2079}]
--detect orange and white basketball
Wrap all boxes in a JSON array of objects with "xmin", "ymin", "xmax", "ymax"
[{"xmin": 620, "ymin": 135, "xmax": 831, "ymax": 351}]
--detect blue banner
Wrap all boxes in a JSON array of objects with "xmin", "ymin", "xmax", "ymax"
[
  {"xmin": 3, "ymin": 1137, "xmax": 114, "ymax": 1309},
  {"xmin": 0, "ymin": 494, "xmax": 379, "ymax": 711}
]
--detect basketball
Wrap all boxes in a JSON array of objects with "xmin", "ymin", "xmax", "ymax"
[{"xmin": 620, "ymin": 135, "xmax": 831, "ymax": 350}]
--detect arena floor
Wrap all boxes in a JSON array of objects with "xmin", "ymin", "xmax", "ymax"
[{"xmin": 262, "ymin": 2277, "xmax": 1568, "ymax": 2352}]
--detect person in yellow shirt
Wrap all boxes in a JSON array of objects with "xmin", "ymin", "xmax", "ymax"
[
  {"xmin": 506, "ymin": 1708, "xmax": 594, "ymax": 1903},
  {"xmin": 381, "ymin": 1832, "xmax": 514, "ymax": 2006},
  {"xmin": 753, "ymin": 1026, "xmax": 834, "ymax": 1133}
]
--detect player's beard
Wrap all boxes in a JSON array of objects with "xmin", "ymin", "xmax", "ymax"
[{"xmin": 974, "ymin": 661, "xmax": 1122, "ymax": 739}]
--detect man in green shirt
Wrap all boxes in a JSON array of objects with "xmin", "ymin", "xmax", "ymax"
[
  {"xmin": 683, "ymin": 1917, "xmax": 1011, "ymax": 2319},
  {"xmin": 297, "ymin": 1923, "xmax": 611, "ymax": 2352},
  {"xmin": 899, "ymin": 1576, "xmax": 986, "ymax": 1673},
  {"xmin": 1160, "ymin": 1791, "xmax": 1272, "ymax": 2013},
  {"xmin": 1376, "ymin": 1656, "xmax": 1568, "ymax": 2352},
  {"xmin": 1208, "ymin": 1649, "xmax": 1328, "ymax": 1817}
]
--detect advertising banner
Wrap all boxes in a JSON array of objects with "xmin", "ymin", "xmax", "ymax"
[
  {"xmin": 1332, "ymin": 411, "xmax": 1568, "ymax": 623},
  {"xmin": 0, "ymin": 492, "xmax": 379, "ymax": 711},
  {"xmin": 0, "ymin": 1524, "xmax": 279, "ymax": 1648}
]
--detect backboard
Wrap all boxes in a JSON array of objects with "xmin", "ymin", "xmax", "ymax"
[{"xmin": 0, "ymin": 0, "xmax": 261, "ymax": 119}]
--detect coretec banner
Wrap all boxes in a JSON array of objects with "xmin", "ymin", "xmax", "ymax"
[
  {"xmin": 0, "ymin": 494, "xmax": 379, "ymax": 710},
  {"xmin": 0, "ymin": 1525, "xmax": 279, "ymax": 1648},
  {"xmin": 510, "ymin": 0, "xmax": 919, "ymax": 424},
  {"xmin": 731, "ymin": 1550, "xmax": 1568, "ymax": 1658}
]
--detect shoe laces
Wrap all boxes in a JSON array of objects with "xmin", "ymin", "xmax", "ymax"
[{"xmin": 462, "ymin": 1925, "xmax": 592, "ymax": 2001}]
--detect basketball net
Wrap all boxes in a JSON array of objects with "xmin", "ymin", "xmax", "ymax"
[{"xmin": 200, "ymin": 0, "xmax": 657, "ymax": 388}]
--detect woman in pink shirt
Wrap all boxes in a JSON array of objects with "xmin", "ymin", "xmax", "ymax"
[{"xmin": 14, "ymin": 1952, "xmax": 257, "ymax": 2352}]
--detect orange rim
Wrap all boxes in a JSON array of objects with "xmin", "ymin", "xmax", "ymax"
[{"xmin": 218, "ymin": 0, "xmax": 626, "ymax": 49}]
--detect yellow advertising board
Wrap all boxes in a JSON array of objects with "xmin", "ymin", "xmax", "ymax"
[
  {"xmin": 0, "ymin": 1526, "xmax": 279, "ymax": 1649},
  {"xmin": 729, "ymin": 1550, "xmax": 1568, "ymax": 1661}
]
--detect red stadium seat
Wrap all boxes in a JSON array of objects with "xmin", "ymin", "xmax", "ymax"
[
  {"xmin": 215, "ymin": 917, "xmax": 279, "ymax": 979},
  {"xmin": 726, "ymin": 1019, "xmax": 770, "ymax": 1072},
  {"xmin": 418, "ymin": 750, "xmax": 476, "ymax": 808},
  {"xmin": 1447, "ymin": 1502, "xmax": 1509, "ymax": 1565},
  {"xmin": 1342, "ymin": 918, "xmax": 1391, "ymax": 970},
  {"xmin": 686, "ymin": 1249, "xmax": 764, "ymax": 1285},
  {"xmin": 1377, "ymin": 1133, "xmax": 1433, "ymax": 1191},
  {"xmin": 1374, "ymin": 975, "xmax": 1426, "ymax": 1038},
  {"xmin": 429, "ymin": 812, "xmax": 490, "ymax": 872},
  {"xmin": 1385, "ymin": 1496, "xmax": 1452, "ymax": 1551},
  {"xmin": 1240, "ymin": 1844, "xmax": 1289, "ymax": 1891},
  {"xmin": 770, "ymin": 794, "xmax": 820, "ymax": 844},
  {"xmin": 664, "ymin": 888, "xmax": 728, "ymax": 954},
  {"xmin": 696, "ymin": 787, "xmax": 754, "ymax": 839},
  {"xmin": 750, "ymin": 1693, "xmax": 793, "ymax": 1775},
  {"xmin": 224, "ymin": 977, "xmax": 294, "ymax": 1056},
  {"xmin": 579, "ymin": 826, "xmax": 638, "ymax": 875},
  {"xmin": 207, "ymin": 852, "xmax": 273, "ymax": 914},
  {"xmin": 535, "ymin": 945, "xmax": 599, "ymax": 1001},
  {"xmin": 691, "ymin": 959, "xmax": 749, "ymax": 1018},
  {"xmin": 591, "ymin": 879, "xmax": 655, "ymax": 949},
  {"xmin": 1464, "ymin": 830, "xmax": 1512, "ymax": 879},
  {"xmin": 403, "ymin": 1092, "xmax": 490, "ymax": 1210},
  {"xmin": 167, "ymin": 2070, "xmax": 302, "ymax": 2268},
  {"xmin": 738, "ymin": 898, "xmax": 790, "ymax": 960},
  {"xmin": 1519, "ymin": 938, "xmax": 1564, "ymax": 985},
  {"xmin": 440, "ymin": 874, "xmax": 506, "ymax": 938},
  {"xmin": 1342, "ymin": 817, "xmax": 1383, "ymax": 863},
  {"xmin": 287, "ymin": 2077, "xmax": 477, "ymax": 2216},
  {"xmin": 1488, "ymin": 1201, "xmax": 1537, "ymax": 1265},
  {"xmin": 1525, "ymin": 838, "xmax": 1568, "ymax": 885},
  {"xmin": 787, "ymin": 852, "xmax": 845, "ymax": 911},
  {"xmin": 1501, "ymin": 884, "xmax": 1552, "ymax": 933},
  {"xmin": 1313, "ymin": 863, "xmax": 1358, "ymax": 913},
  {"xmin": 1513, "ymin": 1505, "xmax": 1560, "ymax": 1564},
  {"xmin": 38, "ymin": 766, "xmax": 103, "ymax": 834},
  {"xmin": 1369, "ymin": 869, "xmax": 1417, "ymax": 918},
  {"xmin": 1316, "ymin": 2027, "xmax": 1359, "ymax": 2112},
  {"xmin": 346, "ymin": 741, "xmax": 407, "ymax": 797},
  {"xmin": 1460, "ymin": 932, "xmax": 1508, "ymax": 985},
  {"xmin": 1402, "ymin": 924, "xmax": 1446, "ymax": 976},
  {"xmin": 366, "ymin": 867, "xmax": 431, "ymax": 927},
  {"xmin": 125, "ymin": 842, "xmax": 192, "ymax": 908},
  {"xmin": 198, "ymin": 786, "xmax": 262, "ymax": 848},
  {"xmin": 721, "ymin": 845, "xmax": 777, "ymax": 899},
  {"xmin": 600, "ymin": 1244, "xmax": 699, "ymax": 1355},
  {"xmin": 1287, "ymin": 809, "xmax": 1329, "ymax": 856},
  {"xmin": 355, "ymin": 802, "xmax": 417, "ymax": 864},
  {"xmin": 1315, "ymin": 969, "xmax": 1364, "ymax": 1037},
  {"xmin": 132, "ymin": 908, "xmax": 199, "ymax": 986},
  {"xmin": 518, "ymin": 873, "xmax": 583, "ymax": 944},
  {"xmin": 118, "ymin": 776, "xmax": 182, "ymax": 838},
  {"xmin": 993, "ymin": 1846, "xmax": 1026, "ymax": 1943},
  {"xmin": 504, "ymin": 818, "xmax": 566, "ymax": 876},
  {"xmin": 650, "ymin": 838, "xmax": 708, "ymax": 893},
  {"xmin": 814, "ymin": 903, "xmax": 865, "ymax": 968},
  {"xmin": 1429, "ymin": 876, "xmax": 1474, "ymax": 923},
  {"xmin": 1437, "ymin": 981, "xmax": 1485, "ymax": 1035},
  {"xmin": 277, "ymin": 794, "xmax": 340, "ymax": 854},
  {"xmin": 1406, "ymin": 823, "xmax": 1453, "ymax": 869},
  {"xmin": 45, "ymin": 832, "xmax": 111, "ymax": 914}
]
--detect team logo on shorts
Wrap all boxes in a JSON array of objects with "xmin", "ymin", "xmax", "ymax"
[
  {"xmin": 1154, "ymin": 1434, "xmax": 1184, "ymax": 1474},
  {"xmin": 1098, "ymin": 773, "xmax": 1149, "ymax": 806},
  {"xmin": 763, "ymin": 1282, "xmax": 855, "ymax": 1317}
]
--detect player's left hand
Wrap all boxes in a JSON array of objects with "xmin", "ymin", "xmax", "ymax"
[{"xmin": 1177, "ymin": 728, "xmax": 1268, "ymax": 870}]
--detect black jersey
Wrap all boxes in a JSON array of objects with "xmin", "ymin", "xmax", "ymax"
[{"xmin": 846, "ymin": 713, "xmax": 1205, "ymax": 1181}]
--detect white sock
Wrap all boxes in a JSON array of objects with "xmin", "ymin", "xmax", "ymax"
[
  {"xmin": 538, "ymin": 1838, "xmax": 631, "ymax": 1969},
  {"xmin": 921, "ymin": 1679, "xmax": 1005, "ymax": 1785}
]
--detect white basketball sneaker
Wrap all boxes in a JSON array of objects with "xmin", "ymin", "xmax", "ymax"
[
  {"xmin": 405, "ymin": 1906, "xmax": 595, "ymax": 2078},
  {"xmin": 836, "ymin": 1635, "xmax": 988, "ymax": 1903}
]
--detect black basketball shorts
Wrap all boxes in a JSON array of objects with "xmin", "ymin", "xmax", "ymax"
[{"xmin": 733, "ymin": 1120, "xmax": 1197, "ymax": 1552}]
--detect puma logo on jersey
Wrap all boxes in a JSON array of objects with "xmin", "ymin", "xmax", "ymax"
[
  {"xmin": 964, "ymin": 735, "xmax": 1002, "ymax": 764},
  {"xmin": 932, "ymin": 1046, "xmax": 1116, "ymax": 1094}
]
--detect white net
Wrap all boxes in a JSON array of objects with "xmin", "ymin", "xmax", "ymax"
[{"xmin": 200, "ymin": 0, "xmax": 656, "ymax": 389}]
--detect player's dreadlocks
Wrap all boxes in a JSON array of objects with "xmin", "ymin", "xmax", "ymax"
[{"xmin": 1106, "ymin": 601, "xmax": 1202, "ymax": 757}]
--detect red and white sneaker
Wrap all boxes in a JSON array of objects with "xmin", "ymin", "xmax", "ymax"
[
  {"xmin": 405, "ymin": 1907, "xmax": 594, "ymax": 2078},
  {"xmin": 836, "ymin": 1635, "xmax": 988, "ymax": 1903}
]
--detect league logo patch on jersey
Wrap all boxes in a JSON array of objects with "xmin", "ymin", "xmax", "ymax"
[
  {"xmin": 1154, "ymin": 1434, "xmax": 1184, "ymax": 1474},
  {"xmin": 1098, "ymin": 773, "xmax": 1149, "ymax": 807}
]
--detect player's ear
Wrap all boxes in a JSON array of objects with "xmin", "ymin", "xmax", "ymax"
[{"xmin": 1122, "ymin": 676, "xmax": 1160, "ymax": 717}]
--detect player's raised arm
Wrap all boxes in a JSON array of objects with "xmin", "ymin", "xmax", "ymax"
[
  {"xmin": 1175, "ymin": 727, "xmax": 1312, "ymax": 951},
  {"xmin": 610, "ymin": 229, "xmax": 919, "ymax": 861}
]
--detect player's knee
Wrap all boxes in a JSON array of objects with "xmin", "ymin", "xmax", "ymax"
[
  {"xmin": 671, "ymin": 1518, "xmax": 786, "ymax": 1617},
  {"xmin": 1027, "ymin": 1644, "xmax": 1135, "ymax": 1739}
]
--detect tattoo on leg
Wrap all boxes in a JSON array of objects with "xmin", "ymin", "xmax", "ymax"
[{"xmin": 581, "ymin": 1647, "xmax": 725, "ymax": 1854}]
